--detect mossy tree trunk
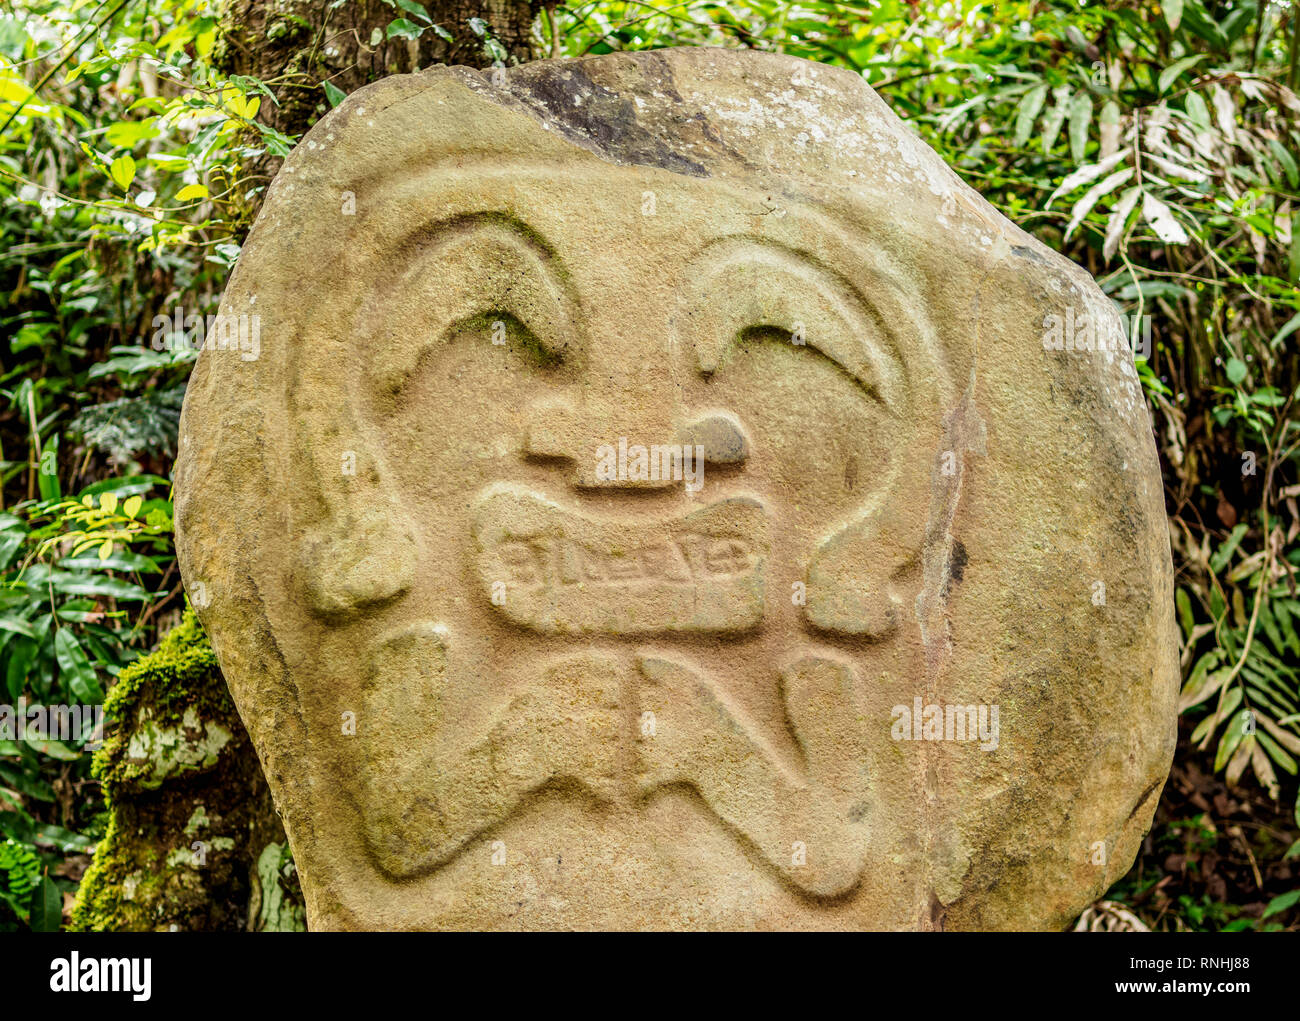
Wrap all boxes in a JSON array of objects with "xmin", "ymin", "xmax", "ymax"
[
  {"xmin": 71, "ymin": 613, "xmax": 304, "ymax": 931},
  {"xmin": 217, "ymin": 0, "xmax": 541, "ymax": 213}
]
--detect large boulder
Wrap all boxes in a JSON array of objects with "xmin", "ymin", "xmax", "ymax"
[{"xmin": 175, "ymin": 47, "xmax": 1178, "ymax": 930}]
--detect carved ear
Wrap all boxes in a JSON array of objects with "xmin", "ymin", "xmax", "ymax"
[
  {"xmin": 300, "ymin": 492, "xmax": 417, "ymax": 618},
  {"xmin": 292, "ymin": 398, "xmax": 417, "ymax": 619},
  {"xmin": 804, "ymin": 499, "xmax": 921, "ymax": 638},
  {"xmin": 290, "ymin": 215, "xmax": 583, "ymax": 620}
]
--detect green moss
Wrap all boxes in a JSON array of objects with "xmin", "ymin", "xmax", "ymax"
[
  {"xmin": 266, "ymin": 14, "xmax": 311, "ymax": 43},
  {"xmin": 92, "ymin": 610, "xmax": 235, "ymax": 798},
  {"xmin": 70, "ymin": 612, "xmax": 304, "ymax": 932}
]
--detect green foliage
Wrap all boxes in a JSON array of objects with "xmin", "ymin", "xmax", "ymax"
[
  {"xmin": 0, "ymin": 836, "xmax": 40, "ymax": 928},
  {"xmin": 0, "ymin": 476, "xmax": 172, "ymax": 929},
  {"xmin": 70, "ymin": 609, "xmax": 304, "ymax": 932}
]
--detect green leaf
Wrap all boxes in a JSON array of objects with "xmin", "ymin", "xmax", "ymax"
[
  {"xmin": 1261, "ymin": 888, "xmax": 1300, "ymax": 919},
  {"xmin": 108, "ymin": 153, "xmax": 136, "ymax": 191},
  {"xmin": 31, "ymin": 824, "xmax": 95, "ymax": 853},
  {"xmin": 5, "ymin": 639, "xmax": 36, "ymax": 703},
  {"xmin": 396, "ymin": 0, "xmax": 431, "ymax": 22},
  {"xmin": 24, "ymin": 738, "xmax": 82, "ymax": 761},
  {"xmin": 1179, "ymin": 0, "xmax": 1229, "ymax": 49},
  {"xmin": 1103, "ymin": 185, "xmax": 1142, "ymax": 261},
  {"xmin": 28, "ymin": 875, "xmax": 61, "ymax": 932},
  {"xmin": 1013, "ymin": 83, "xmax": 1048, "ymax": 148},
  {"xmin": 1271, "ymin": 311, "xmax": 1300, "ymax": 349},
  {"xmin": 1067, "ymin": 91, "xmax": 1093, "ymax": 164},
  {"xmin": 37, "ymin": 436, "xmax": 60, "ymax": 503},
  {"xmin": 175, "ymin": 183, "xmax": 208, "ymax": 202},
  {"xmin": 1257, "ymin": 730, "xmax": 1298, "ymax": 775},
  {"xmin": 1040, "ymin": 85, "xmax": 1070, "ymax": 154},
  {"xmin": 386, "ymin": 17, "xmax": 423, "ymax": 40},
  {"xmin": 1181, "ymin": 649, "xmax": 1226, "ymax": 711},
  {"xmin": 1141, "ymin": 190, "xmax": 1189, "ymax": 245},
  {"xmin": 1211, "ymin": 523, "xmax": 1248, "ymax": 571},
  {"xmin": 1176, "ymin": 587, "xmax": 1195, "ymax": 638},
  {"xmin": 1214, "ymin": 708, "xmax": 1253, "ymax": 771},
  {"xmin": 1158, "ymin": 54, "xmax": 1205, "ymax": 93},
  {"xmin": 1114, "ymin": 279, "xmax": 1192, "ymax": 301},
  {"xmin": 53, "ymin": 577, "xmax": 150, "ymax": 602},
  {"xmin": 76, "ymin": 475, "xmax": 168, "ymax": 499},
  {"xmin": 1164, "ymin": 0, "xmax": 1185, "ymax": 33},
  {"xmin": 1291, "ymin": 212, "xmax": 1300, "ymax": 284},
  {"xmin": 1191, "ymin": 687, "xmax": 1241, "ymax": 743},
  {"xmin": 1268, "ymin": 139, "xmax": 1298, "ymax": 189},
  {"xmin": 1225, "ymin": 357, "xmax": 1247, "ymax": 385},
  {"xmin": 0, "ymin": 761, "xmax": 55, "ymax": 802},
  {"xmin": 53, "ymin": 629, "xmax": 104, "ymax": 704},
  {"xmin": 322, "ymin": 81, "xmax": 346, "ymax": 108},
  {"xmin": 1275, "ymin": 599, "xmax": 1300, "ymax": 655},
  {"xmin": 0, "ymin": 618, "xmax": 37, "ymax": 640},
  {"xmin": 104, "ymin": 118, "xmax": 161, "ymax": 148},
  {"xmin": 1064, "ymin": 166, "xmax": 1133, "ymax": 240},
  {"xmin": 1184, "ymin": 91, "xmax": 1210, "ymax": 130}
]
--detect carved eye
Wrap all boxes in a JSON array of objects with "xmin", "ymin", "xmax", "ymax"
[
  {"xmin": 452, "ymin": 311, "xmax": 566, "ymax": 373},
  {"xmin": 678, "ymin": 239, "xmax": 902, "ymax": 414},
  {"xmin": 364, "ymin": 214, "xmax": 581, "ymax": 400}
]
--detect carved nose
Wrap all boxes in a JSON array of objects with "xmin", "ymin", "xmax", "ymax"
[
  {"xmin": 680, "ymin": 412, "xmax": 749, "ymax": 464},
  {"xmin": 524, "ymin": 397, "xmax": 749, "ymax": 489}
]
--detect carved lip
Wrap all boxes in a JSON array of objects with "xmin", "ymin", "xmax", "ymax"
[{"xmin": 471, "ymin": 484, "xmax": 769, "ymax": 635}]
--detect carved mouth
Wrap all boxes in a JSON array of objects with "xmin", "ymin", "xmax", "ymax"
[{"xmin": 471, "ymin": 484, "xmax": 769, "ymax": 635}]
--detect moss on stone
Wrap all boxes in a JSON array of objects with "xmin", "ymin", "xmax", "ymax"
[{"xmin": 70, "ymin": 611, "xmax": 304, "ymax": 931}]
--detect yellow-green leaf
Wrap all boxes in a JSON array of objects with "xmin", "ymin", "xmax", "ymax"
[
  {"xmin": 1164, "ymin": 0, "xmax": 1184, "ymax": 32},
  {"xmin": 108, "ymin": 153, "xmax": 136, "ymax": 191}
]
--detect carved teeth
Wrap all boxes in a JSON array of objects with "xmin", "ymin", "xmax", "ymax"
[{"xmin": 472, "ymin": 485, "xmax": 768, "ymax": 635}]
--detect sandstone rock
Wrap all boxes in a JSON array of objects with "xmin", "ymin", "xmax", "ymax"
[{"xmin": 174, "ymin": 47, "xmax": 1178, "ymax": 930}]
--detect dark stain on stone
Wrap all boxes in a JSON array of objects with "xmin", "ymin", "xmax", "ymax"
[
  {"xmin": 949, "ymin": 539, "xmax": 968, "ymax": 583},
  {"xmin": 928, "ymin": 891, "xmax": 947, "ymax": 931},
  {"xmin": 1011, "ymin": 244, "xmax": 1050, "ymax": 265},
  {"xmin": 1125, "ymin": 778, "xmax": 1163, "ymax": 823},
  {"xmin": 499, "ymin": 60, "xmax": 708, "ymax": 177}
]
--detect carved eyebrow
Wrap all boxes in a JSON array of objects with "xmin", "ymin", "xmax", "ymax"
[
  {"xmin": 366, "ymin": 214, "xmax": 580, "ymax": 397},
  {"xmin": 678, "ymin": 241, "xmax": 903, "ymax": 411}
]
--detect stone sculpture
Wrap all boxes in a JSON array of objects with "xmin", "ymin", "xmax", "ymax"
[{"xmin": 175, "ymin": 47, "xmax": 1179, "ymax": 930}]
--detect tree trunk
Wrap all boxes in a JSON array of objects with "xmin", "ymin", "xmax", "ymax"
[
  {"xmin": 216, "ymin": 0, "xmax": 540, "ymax": 212},
  {"xmin": 71, "ymin": 613, "xmax": 305, "ymax": 931}
]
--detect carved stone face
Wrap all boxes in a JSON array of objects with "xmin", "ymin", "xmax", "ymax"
[{"xmin": 176, "ymin": 49, "xmax": 1178, "ymax": 930}]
